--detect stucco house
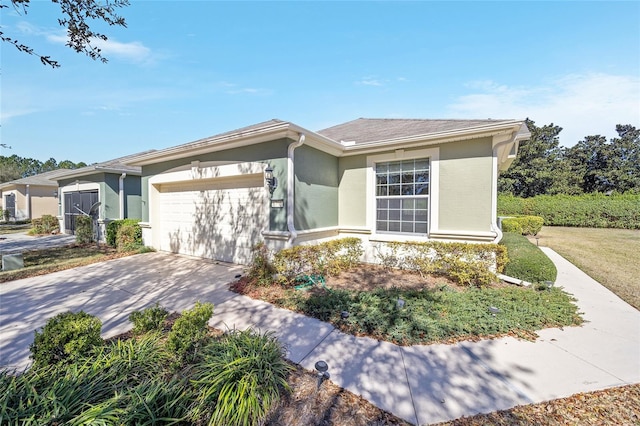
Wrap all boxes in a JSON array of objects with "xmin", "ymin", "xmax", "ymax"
[
  {"xmin": 52, "ymin": 153, "xmax": 151, "ymax": 240},
  {"xmin": 0, "ymin": 170, "xmax": 65, "ymax": 221},
  {"xmin": 124, "ymin": 118, "xmax": 530, "ymax": 264}
]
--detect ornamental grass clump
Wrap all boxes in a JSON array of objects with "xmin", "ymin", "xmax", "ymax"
[{"xmin": 191, "ymin": 329, "xmax": 292, "ymax": 426}]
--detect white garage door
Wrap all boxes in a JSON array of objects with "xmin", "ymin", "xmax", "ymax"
[{"xmin": 156, "ymin": 174, "xmax": 268, "ymax": 264}]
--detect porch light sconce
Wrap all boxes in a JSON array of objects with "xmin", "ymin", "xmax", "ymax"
[
  {"xmin": 53, "ymin": 191, "xmax": 58, "ymax": 198},
  {"xmin": 264, "ymin": 165, "xmax": 277, "ymax": 195}
]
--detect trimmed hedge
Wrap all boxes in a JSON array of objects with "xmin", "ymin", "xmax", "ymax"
[
  {"xmin": 376, "ymin": 241, "xmax": 508, "ymax": 287},
  {"xmin": 501, "ymin": 216, "xmax": 544, "ymax": 236},
  {"xmin": 498, "ymin": 193, "xmax": 640, "ymax": 229},
  {"xmin": 260, "ymin": 238, "xmax": 364, "ymax": 285},
  {"xmin": 106, "ymin": 219, "xmax": 142, "ymax": 248},
  {"xmin": 499, "ymin": 232, "xmax": 557, "ymax": 283}
]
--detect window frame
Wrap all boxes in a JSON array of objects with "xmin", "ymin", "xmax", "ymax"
[{"xmin": 366, "ymin": 148, "xmax": 439, "ymax": 242}]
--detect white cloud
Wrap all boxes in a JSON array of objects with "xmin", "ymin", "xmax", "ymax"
[
  {"xmin": 46, "ymin": 33, "xmax": 154, "ymax": 65},
  {"xmin": 222, "ymin": 82, "xmax": 272, "ymax": 96},
  {"xmin": 357, "ymin": 77, "xmax": 384, "ymax": 86},
  {"xmin": 448, "ymin": 73, "xmax": 640, "ymax": 146}
]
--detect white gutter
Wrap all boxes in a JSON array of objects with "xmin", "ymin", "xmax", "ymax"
[
  {"xmin": 287, "ymin": 133, "xmax": 306, "ymax": 245},
  {"xmin": 119, "ymin": 173, "xmax": 126, "ymax": 219},
  {"xmin": 26, "ymin": 184, "xmax": 31, "ymax": 219},
  {"xmin": 490, "ymin": 129, "xmax": 521, "ymax": 243}
]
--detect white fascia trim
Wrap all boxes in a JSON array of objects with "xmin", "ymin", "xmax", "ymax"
[
  {"xmin": 149, "ymin": 161, "xmax": 266, "ymax": 185},
  {"xmin": 366, "ymin": 147, "xmax": 440, "ymax": 239}
]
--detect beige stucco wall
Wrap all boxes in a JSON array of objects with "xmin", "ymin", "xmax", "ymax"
[
  {"xmin": 438, "ymin": 137, "xmax": 493, "ymax": 232},
  {"xmin": 338, "ymin": 155, "xmax": 367, "ymax": 227},
  {"xmin": 0, "ymin": 185, "xmax": 58, "ymax": 220},
  {"xmin": 28, "ymin": 185, "xmax": 59, "ymax": 219}
]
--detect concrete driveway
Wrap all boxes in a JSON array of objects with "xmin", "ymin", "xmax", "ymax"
[{"xmin": 1, "ymin": 249, "xmax": 638, "ymax": 425}]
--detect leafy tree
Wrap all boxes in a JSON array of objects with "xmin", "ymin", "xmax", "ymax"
[
  {"xmin": 0, "ymin": 0, "xmax": 129, "ymax": 68},
  {"xmin": 498, "ymin": 118, "xmax": 578, "ymax": 197},
  {"xmin": 0, "ymin": 155, "xmax": 86, "ymax": 183},
  {"xmin": 566, "ymin": 125, "xmax": 640, "ymax": 193}
]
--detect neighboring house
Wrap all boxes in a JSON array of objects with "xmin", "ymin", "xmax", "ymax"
[
  {"xmin": 0, "ymin": 170, "xmax": 67, "ymax": 221},
  {"xmin": 124, "ymin": 118, "xmax": 530, "ymax": 265},
  {"xmin": 52, "ymin": 153, "xmax": 152, "ymax": 240}
]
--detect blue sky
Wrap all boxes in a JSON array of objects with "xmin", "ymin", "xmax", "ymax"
[{"xmin": 1, "ymin": 1, "xmax": 639, "ymax": 164}]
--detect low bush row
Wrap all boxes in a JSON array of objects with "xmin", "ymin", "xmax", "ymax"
[
  {"xmin": 249, "ymin": 237, "xmax": 363, "ymax": 285},
  {"xmin": 501, "ymin": 215, "xmax": 544, "ymax": 235},
  {"xmin": 28, "ymin": 215, "xmax": 59, "ymax": 235},
  {"xmin": 499, "ymin": 232, "xmax": 557, "ymax": 283},
  {"xmin": 498, "ymin": 193, "xmax": 640, "ymax": 229},
  {"xmin": 376, "ymin": 241, "xmax": 508, "ymax": 287},
  {"xmin": 250, "ymin": 238, "xmax": 508, "ymax": 288},
  {"xmin": 3, "ymin": 302, "xmax": 291, "ymax": 425}
]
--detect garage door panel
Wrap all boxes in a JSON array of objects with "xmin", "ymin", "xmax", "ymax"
[{"xmin": 156, "ymin": 181, "xmax": 268, "ymax": 264}]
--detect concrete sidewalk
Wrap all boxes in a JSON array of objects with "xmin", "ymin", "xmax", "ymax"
[{"xmin": 1, "ymin": 249, "xmax": 638, "ymax": 425}]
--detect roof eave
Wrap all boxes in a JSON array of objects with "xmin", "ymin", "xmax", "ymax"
[
  {"xmin": 341, "ymin": 120, "xmax": 525, "ymax": 155},
  {"xmin": 52, "ymin": 166, "xmax": 141, "ymax": 181},
  {"xmin": 125, "ymin": 122, "xmax": 345, "ymax": 166}
]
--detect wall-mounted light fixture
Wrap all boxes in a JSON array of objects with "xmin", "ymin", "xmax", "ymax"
[
  {"xmin": 264, "ymin": 165, "xmax": 277, "ymax": 195},
  {"xmin": 53, "ymin": 191, "xmax": 58, "ymax": 198}
]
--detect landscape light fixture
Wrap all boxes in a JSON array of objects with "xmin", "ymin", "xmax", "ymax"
[
  {"xmin": 264, "ymin": 165, "xmax": 277, "ymax": 195},
  {"xmin": 489, "ymin": 306, "xmax": 500, "ymax": 315},
  {"xmin": 341, "ymin": 311, "xmax": 350, "ymax": 320},
  {"xmin": 544, "ymin": 281, "xmax": 554, "ymax": 289},
  {"xmin": 315, "ymin": 360, "xmax": 330, "ymax": 389},
  {"xmin": 397, "ymin": 298, "xmax": 405, "ymax": 309}
]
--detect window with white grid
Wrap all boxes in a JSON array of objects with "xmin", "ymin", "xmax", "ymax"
[{"xmin": 375, "ymin": 158, "xmax": 429, "ymax": 234}]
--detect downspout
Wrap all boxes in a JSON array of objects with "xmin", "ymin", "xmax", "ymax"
[
  {"xmin": 26, "ymin": 184, "xmax": 31, "ymax": 220},
  {"xmin": 119, "ymin": 173, "xmax": 126, "ymax": 219},
  {"xmin": 287, "ymin": 133, "xmax": 306, "ymax": 246},
  {"xmin": 490, "ymin": 133, "xmax": 517, "ymax": 243}
]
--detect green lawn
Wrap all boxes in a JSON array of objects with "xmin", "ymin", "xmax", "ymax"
[
  {"xmin": 0, "ymin": 223, "xmax": 31, "ymax": 235},
  {"xmin": 531, "ymin": 226, "xmax": 640, "ymax": 310}
]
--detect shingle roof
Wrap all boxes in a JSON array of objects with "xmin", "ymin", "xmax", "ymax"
[
  {"xmin": 317, "ymin": 118, "xmax": 518, "ymax": 144},
  {"xmin": 51, "ymin": 150, "xmax": 157, "ymax": 180},
  {"xmin": 0, "ymin": 169, "xmax": 68, "ymax": 188},
  {"xmin": 162, "ymin": 119, "xmax": 286, "ymax": 151}
]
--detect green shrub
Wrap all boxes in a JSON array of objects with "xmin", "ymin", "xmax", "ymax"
[
  {"xmin": 30, "ymin": 311, "xmax": 103, "ymax": 368},
  {"xmin": 376, "ymin": 241, "xmax": 508, "ymax": 287},
  {"xmin": 166, "ymin": 301, "xmax": 214, "ymax": 363},
  {"xmin": 129, "ymin": 303, "xmax": 169, "ymax": 335},
  {"xmin": 106, "ymin": 219, "xmax": 142, "ymax": 248},
  {"xmin": 116, "ymin": 221, "xmax": 142, "ymax": 252},
  {"xmin": 3, "ymin": 208, "xmax": 11, "ymax": 222},
  {"xmin": 501, "ymin": 216, "xmax": 544, "ymax": 235},
  {"xmin": 28, "ymin": 214, "xmax": 60, "ymax": 235},
  {"xmin": 499, "ymin": 232, "xmax": 557, "ymax": 283},
  {"xmin": 75, "ymin": 215, "xmax": 93, "ymax": 244},
  {"xmin": 192, "ymin": 329, "xmax": 291, "ymax": 426},
  {"xmin": 264, "ymin": 237, "xmax": 363, "ymax": 285},
  {"xmin": 498, "ymin": 193, "xmax": 640, "ymax": 229}
]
